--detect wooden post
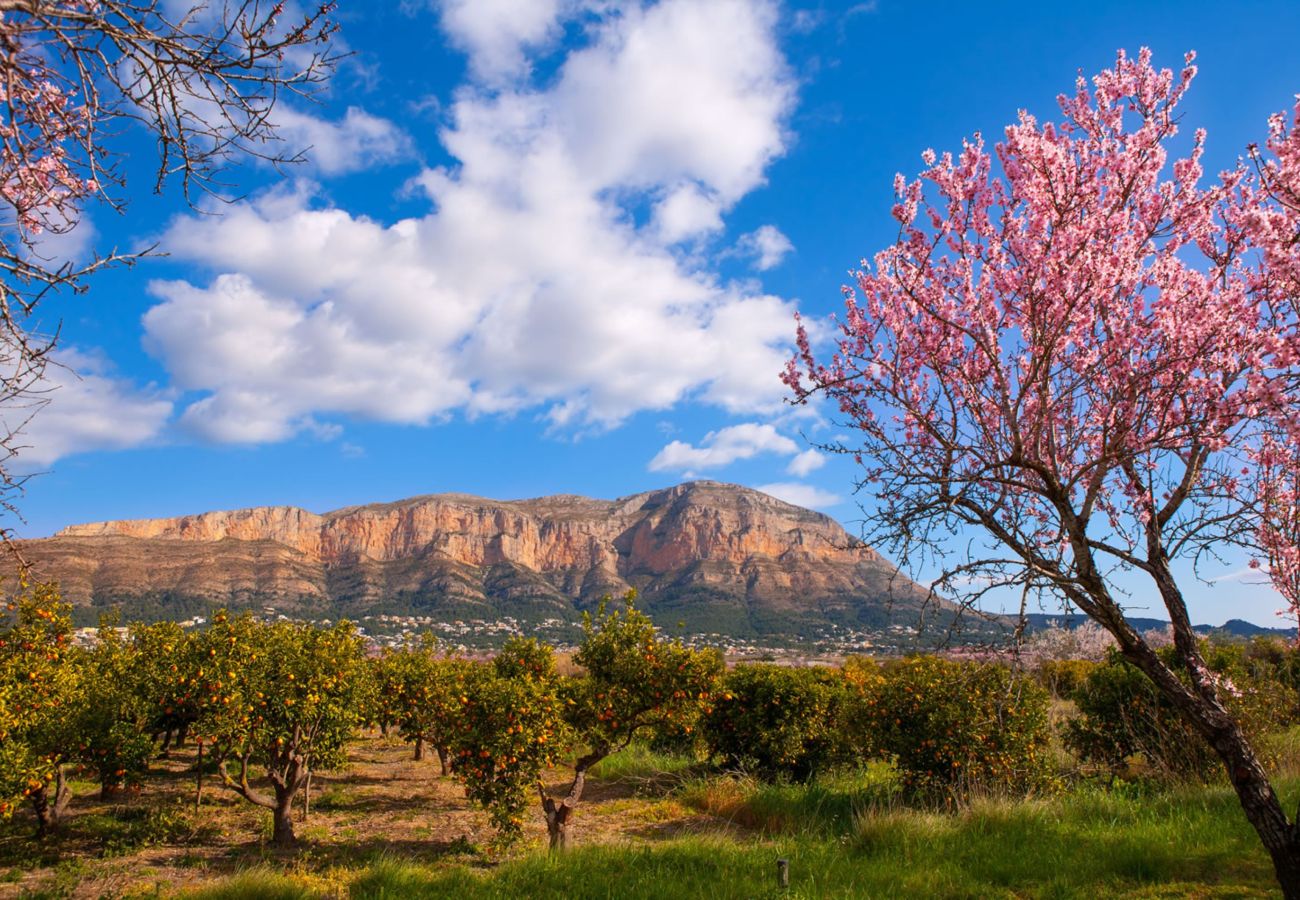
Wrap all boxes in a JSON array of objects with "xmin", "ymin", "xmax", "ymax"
[{"xmin": 776, "ymin": 858, "xmax": 790, "ymax": 889}]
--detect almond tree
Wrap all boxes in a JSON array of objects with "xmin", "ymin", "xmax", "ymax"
[
  {"xmin": 0, "ymin": 0, "xmax": 339, "ymax": 542},
  {"xmin": 785, "ymin": 49, "xmax": 1300, "ymax": 894}
]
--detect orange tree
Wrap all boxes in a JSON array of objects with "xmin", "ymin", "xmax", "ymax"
[
  {"xmin": 857, "ymin": 656, "xmax": 1054, "ymax": 804},
  {"xmin": 446, "ymin": 643, "xmax": 566, "ymax": 846},
  {"xmin": 131, "ymin": 620, "xmax": 201, "ymax": 754},
  {"xmin": 382, "ymin": 636, "xmax": 472, "ymax": 773},
  {"xmin": 193, "ymin": 612, "xmax": 368, "ymax": 846},
  {"xmin": 0, "ymin": 582, "xmax": 86, "ymax": 835},
  {"xmin": 74, "ymin": 618, "xmax": 154, "ymax": 799},
  {"xmin": 542, "ymin": 595, "xmax": 723, "ymax": 850},
  {"xmin": 702, "ymin": 663, "xmax": 849, "ymax": 781}
]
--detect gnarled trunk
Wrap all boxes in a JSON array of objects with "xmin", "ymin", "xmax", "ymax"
[
  {"xmin": 436, "ymin": 745, "xmax": 450, "ymax": 776},
  {"xmin": 271, "ymin": 783, "xmax": 296, "ymax": 847},
  {"xmin": 539, "ymin": 750, "xmax": 605, "ymax": 852},
  {"xmin": 414, "ymin": 736, "xmax": 424, "ymax": 761},
  {"xmin": 30, "ymin": 767, "xmax": 70, "ymax": 837}
]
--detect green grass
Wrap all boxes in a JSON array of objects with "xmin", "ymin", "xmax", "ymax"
[
  {"xmin": 587, "ymin": 743, "xmax": 699, "ymax": 781},
  {"xmin": 185, "ymin": 868, "xmax": 320, "ymax": 899},
  {"xmin": 179, "ymin": 773, "xmax": 1283, "ymax": 899}
]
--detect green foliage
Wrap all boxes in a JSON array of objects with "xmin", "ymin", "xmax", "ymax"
[
  {"xmin": 567, "ymin": 594, "xmax": 723, "ymax": 758},
  {"xmin": 701, "ymin": 663, "xmax": 848, "ymax": 780},
  {"xmin": 1066, "ymin": 643, "xmax": 1297, "ymax": 782},
  {"xmin": 130, "ymin": 619, "xmax": 201, "ymax": 743},
  {"xmin": 447, "ymin": 661, "xmax": 567, "ymax": 845},
  {"xmin": 375, "ymin": 636, "xmax": 472, "ymax": 763},
  {"xmin": 494, "ymin": 636, "xmax": 558, "ymax": 681},
  {"xmin": 1035, "ymin": 658, "xmax": 1098, "ymax": 699},
  {"xmin": 857, "ymin": 656, "xmax": 1054, "ymax": 803},
  {"xmin": 0, "ymin": 582, "xmax": 85, "ymax": 819},
  {"xmin": 74, "ymin": 620, "xmax": 153, "ymax": 796},
  {"xmin": 1065, "ymin": 653, "xmax": 1207, "ymax": 780}
]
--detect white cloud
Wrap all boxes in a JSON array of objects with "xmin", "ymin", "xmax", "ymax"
[
  {"xmin": 737, "ymin": 224, "xmax": 794, "ymax": 270},
  {"xmin": 274, "ymin": 106, "xmax": 413, "ymax": 175},
  {"xmin": 144, "ymin": 0, "xmax": 800, "ymax": 443},
  {"xmin": 649, "ymin": 422, "xmax": 798, "ymax": 472},
  {"xmin": 3, "ymin": 349, "xmax": 172, "ymax": 467},
  {"xmin": 786, "ymin": 447, "xmax": 824, "ymax": 476},
  {"xmin": 436, "ymin": 0, "xmax": 571, "ymax": 83},
  {"xmin": 754, "ymin": 481, "xmax": 842, "ymax": 509},
  {"xmin": 654, "ymin": 184, "xmax": 724, "ymax": 243}
]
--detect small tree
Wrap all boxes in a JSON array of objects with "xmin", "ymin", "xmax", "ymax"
[
  {"xmin": 76, "ymin": 618, "xmax": 153, "ymax": 798},
  {"xmin": 702, "ymin": 664, "xmax": 848, "ymax": 781},
  {"xmin": 785, "ymin": 49, "xmax": 1300, "ymax": 892},
  {"xmin": 541, "ymin": 595, "xmax": 722, "ymax": 850},
  {"xmin": 0, "ymin": 581, "xmax": 84, "ymax": 834},
  {"xmin": 131, "ymin": 620, "xmax": 201, "ymax": 754},
  {"xmin": 194, "ymin": 612, "xmax": 367, "ymax": 846},
  {"xmin": 383, "ymin": 636, "xmax": 471, "ymax": 773},
  {"xmin": 447, "ymin": 654, "xmax": 566, "ymax": 847}
]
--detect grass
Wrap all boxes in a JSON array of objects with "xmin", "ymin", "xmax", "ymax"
[
  {"xmin": 184, "ymin": 768, "xmax": 1282, "ymax": 899},
  {"xmin": 342, "ymin": 786, "xmax": 1278, "ymax": 899},
  {"xmin": 0, "ymin": 733, "xmax": 1287, "ymax": 898}
]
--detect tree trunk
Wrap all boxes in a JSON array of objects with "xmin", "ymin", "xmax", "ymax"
[
  {"xmin": 30, "ymin": 767, "xmax": 70, "ymax": 837},
  {"xmin": 1102, "ymin": 555, "xmax": 1300, "ymax": 899},
  {"xmin": 436, "ymin": 745, "xmax": 450, "ymax": 777},
  {"xmin": 414, "ymin": 736, "xmax": 424, "ymax": 761},
  {"xmin": 539, "ymin": 750, "xmax": 604, "ymax": 852},
  {"xmin": 176, "ymin": 722, "xmax": 189, "ymax": 748},
  {"xmin": 272, "ymin": 785, "xmax": 296, "ymax": 847},
  {"xmin": 195, "ymin": 738, "xmax": 204, "ymax": 812}
]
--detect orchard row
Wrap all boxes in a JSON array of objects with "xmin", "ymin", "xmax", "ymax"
[{"xmin": 3, "ymin": 583, "xmax": 1297, "ymax": 851}]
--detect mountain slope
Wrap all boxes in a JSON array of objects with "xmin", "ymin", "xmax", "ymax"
[{"xmin": 21, "ymin": 481, "xmax": 941, "ymax": 637}]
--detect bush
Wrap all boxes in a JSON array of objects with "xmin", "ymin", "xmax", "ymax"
[
  {"xmin": 1065, "ymin": 652, "xmax": 1213, "ymax": 781},
  {"xmin": 1036, "ymin": 659, "xmax": 1098, "ymax": 699},
  {"xmin": 859, "ymin": 656, "xmax": 1054, "ymax": 804},
  {"xmin": 702, "ymin": 664, "xmax": 848, "ymax": 781},
  {"xmin": 1067, "ymin": 643, "xmax": 1298, "ymax": 782}
]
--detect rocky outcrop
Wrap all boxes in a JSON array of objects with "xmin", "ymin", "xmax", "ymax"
[{"xmin": 22, "ymin": 482, "xmax": 933, "ymax": 634}]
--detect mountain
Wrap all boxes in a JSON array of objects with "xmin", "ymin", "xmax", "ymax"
[
  {"xmin": 1021, "ymin": 613, "xmax": 1296, "ymax": 641},
  {"xmin": 19, "ymin": 482, "xmax": 950, "ymax": 640}
]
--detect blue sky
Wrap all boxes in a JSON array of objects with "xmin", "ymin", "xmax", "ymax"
[{"xmin": 12, "ymin": 0, "xmax": 1300, "ymax": 626}]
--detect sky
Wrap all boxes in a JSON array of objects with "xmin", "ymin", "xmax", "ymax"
[{"xmin": 9, "ymin": 0, "xmax": 1300, "ymax": 627}]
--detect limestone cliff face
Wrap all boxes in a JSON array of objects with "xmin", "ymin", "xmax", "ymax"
[{"xmin": 26, "ymin": 482, "xmax": 927, "ymax": 633}]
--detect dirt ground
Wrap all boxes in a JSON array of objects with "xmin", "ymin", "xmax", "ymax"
[{"xmin": 0, "ymin": 733, "xmax": 732, "ymax": 898}]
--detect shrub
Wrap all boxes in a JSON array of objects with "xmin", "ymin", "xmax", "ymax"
[
  {"xmin": 1065, "ymin": 652, "xmax": 1213, "ymax": 781},
  {"xmin": 1036, "ymin": 659, "xmax": 1099, "ymax": 699},
  {"xmin": 702, "ymin": 664, "xmax": 848, "ymax": 781},
  {"xmin": 861, "ymin": 656, "xmax": 1053, "ymax": 804},
  {"xmin": 1067, "ymin": 643, "xmax": 1298, "ymax": 782}
]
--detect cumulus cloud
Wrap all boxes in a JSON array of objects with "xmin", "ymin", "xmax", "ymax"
[
  {"xmin": 3, "ymin": 349, "xmax": 172, "ymax": 467},
  {"xmin": 145, "ymin": 0, "xmax": 800, "ymax": 443},
  {"xmin": 649, "ymin": 422, "xmax": 798, "ymax": 472},
  {"xmin": 273, "ymin": 106, "xmax": 414, "ymax": 175},
  {"xmin": 785, "ymin": 447, "xmax": 824, "ymax": 476},
  {"xmin": 436, "ymin": 0, "xmax": 571, "ymax": 83},
  {"xmin": 737, "ymin": 224, "xmax": 794, "ymax": 270},
  {"xmin": 754, "ymin": 481, "xmax": 842, "ymax": 510}
]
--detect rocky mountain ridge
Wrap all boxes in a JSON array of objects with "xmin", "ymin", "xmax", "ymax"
[{"xmin": 23, "ymin": 482, "xmax": 940, "ymax": 638}]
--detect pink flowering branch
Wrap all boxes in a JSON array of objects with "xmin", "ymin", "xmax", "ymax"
[
  {"xmin": 786, "ymin": 49, "xmax": 1300, "ymax": 894},
  {"xmin": 0, "ymin": 0, "xmax": 340, "ymax": 545}
]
